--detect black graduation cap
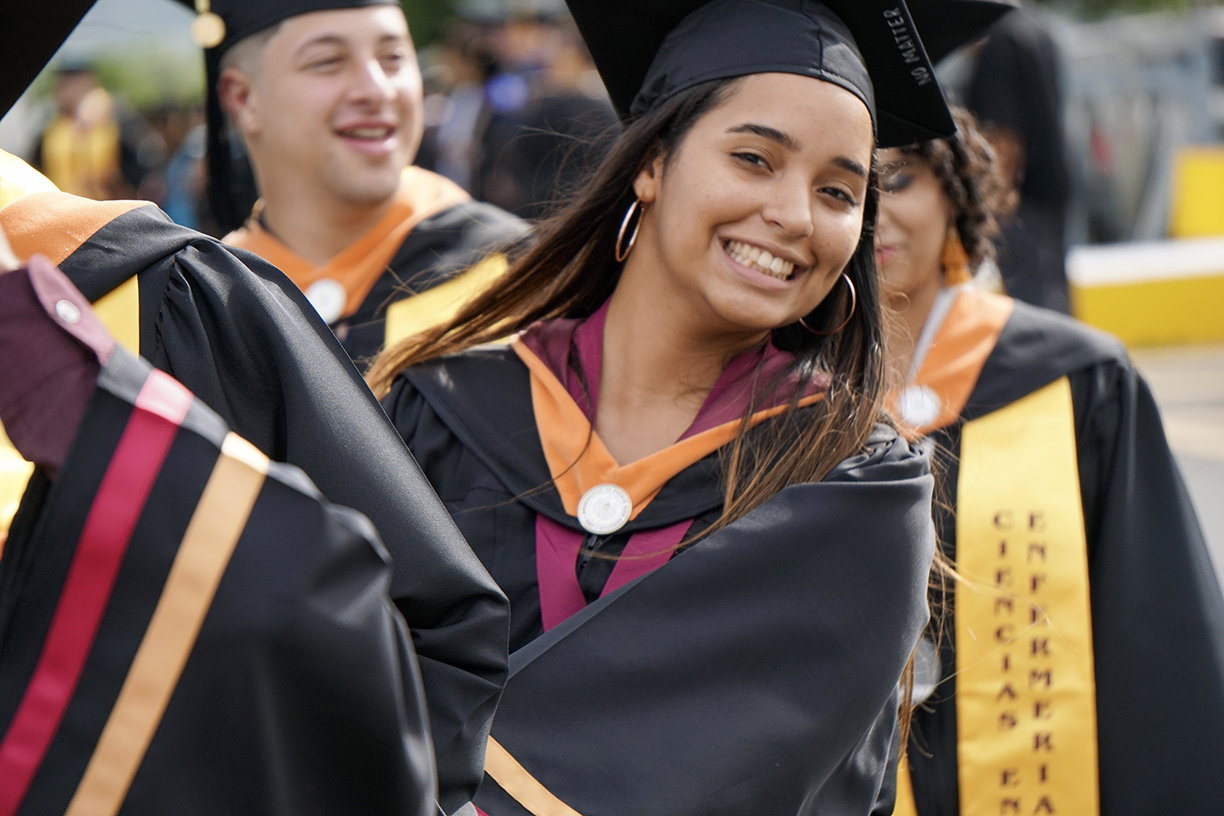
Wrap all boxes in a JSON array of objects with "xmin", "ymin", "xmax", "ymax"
[
  {"xmin": 566, "ymin": 0, "xmax": 1013, "ymax": 147},
  {"xmin": 0, "ymin": 0, "xmax": 98, "ymax": 116}
]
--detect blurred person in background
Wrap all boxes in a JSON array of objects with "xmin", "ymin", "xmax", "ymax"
[
  {"xmin": 34, "ymin": 64, "xmax": 138, "ymax": 200},
  {"xmin": 965, "ymin": 1, "xmax": 1071, "ymax": 314},
  {"xmin": 417, "ymin": 19, "xmax": 504, "ymax": 192},
  {"xmin": 477, "ymin": 13, "xmax": 617, "ymax": 219},
  {"xmin": 202, "ymin": 0, "xmax": 526, "ymax": 365},
  {"xmin": 877, "ymin": 107, "xmax": 1224, "ymax": 816},
  {"xmin": 159, "ymin": 106, "xmax": 212, "ymax": 232}
]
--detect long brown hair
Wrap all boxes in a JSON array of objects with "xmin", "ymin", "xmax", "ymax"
[
  {"xmin": 368, "ymin": 74, "xmax": 918, "ymax": 740},
  {"xmin": 369, "ymin": 76, "xmax": 889, "ymax": 536}
]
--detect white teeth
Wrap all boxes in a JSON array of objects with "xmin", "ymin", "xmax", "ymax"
[
  {"xmin": 344, "ymin": 127, "xmax": 391, "ymax": 139},
  {"xmin": 725, "ymin": 240, "xmax": 796, "ymax": 280}
]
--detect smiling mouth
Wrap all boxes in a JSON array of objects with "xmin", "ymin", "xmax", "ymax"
[
  {"xmin": 723, "ymin": 239, "xmax": 801, "ymax": 281},
  {"xmin": 336, "ymin": 125, "xmax": 395, "ymax": 140}
]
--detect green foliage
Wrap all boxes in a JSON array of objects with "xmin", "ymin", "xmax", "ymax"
[
  {"xmin": 401, "ymin": 0, "xmax": 461, "ymax": 47},
  {"xmin": 90, "ymin": 50, "xmax": 205, "ymax": 112}
]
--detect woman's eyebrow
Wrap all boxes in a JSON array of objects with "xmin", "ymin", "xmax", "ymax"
[
  {"xmin": 833, "ymin": 157, "xmax": 868, "ymax": 179},
  {"xmin": 728, "ymin": 124, "xmax": 867, "ymax": 179},
  {"xmin": 727, "ymin": 123, "xmax": 796, "ymax": 150}
]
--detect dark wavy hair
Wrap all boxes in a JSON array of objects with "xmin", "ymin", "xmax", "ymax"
[{"xmin": 896, "ymin": 107, "xmax": 1016, "ymax": 270}]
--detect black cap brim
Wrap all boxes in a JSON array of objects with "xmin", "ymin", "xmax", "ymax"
[{"xmin": 1, "ymin": 0, "xmax": 98, "ymax": 116}]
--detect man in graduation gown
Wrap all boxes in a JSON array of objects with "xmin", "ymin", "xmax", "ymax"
[
  {"xmin": 0, "ymin": 246, "xmax": 436, "ymax": 816},
  {"xmin": 0, "ymin": 10, "xmax": 510, "ymax": 810},
  {"xmin": 199, "ymin": 0, "xmax": 528, "ymax": 364},
  {"xmin": 889, "ymin": 286, "xmax": 1224, "ymax": 816}
]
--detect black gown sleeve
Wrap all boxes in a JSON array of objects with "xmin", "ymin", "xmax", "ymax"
[
  {"xmin": 49, "ymin": 206, "xmax": 511, "ymax": 814},
  {"xmin": 0, "ymin": 348, "xmax": 435, "ymax": 816},
  {"xmin": 1072, "ymin": 360, "xmax": 1224, "ymax": 814}
]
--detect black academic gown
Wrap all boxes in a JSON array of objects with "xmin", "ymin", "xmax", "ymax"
[
  {"xmin": 385, "ymin": 346, "xmax": 938, "ymax": 816},
  {"xmin": 905, "ymin": 301, "xmax": 1224, "ymax": 815},
  {"xmin": 0, "ymin": 192, "xmax": 510, "ymax": 813},
  {"xmin": 0, "ymin": 348, "xmax": 434, "ymax": 816}
]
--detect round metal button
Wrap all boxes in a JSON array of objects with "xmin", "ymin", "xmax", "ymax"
[
  {"xmin": 576, "ymin": 483, "xmax": 633, "ymax": 535},
  {"xmin": 305, "ymin": 278, "xmax": 347, "ymax": 325},
  {"xmin": 55, "ymin": 299, "xmax": 81, "ymax": 324},
  {"xmin": 897, "ymin": 384, "xmax": 941, "ymax": 428}
]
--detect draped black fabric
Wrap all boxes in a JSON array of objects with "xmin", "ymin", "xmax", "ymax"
[
  {"xmin": 386, "ymin": 347, "xmax": 938, "ymax": 815},
  {"xmin": 0, "ymin": 349, "xmax": 434, "ymax": 816},
  {"xmin": 26, "ymin": 197, "xmax": 509, "ymax": 812},
  {"xmin": 905, "ymin": 302, "xmax": 1224, "ymax": 816}
]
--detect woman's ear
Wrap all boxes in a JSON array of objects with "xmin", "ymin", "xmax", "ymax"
[{"xmin": 632, "ymin": 151, "xmax": 667, "ymax": 204}]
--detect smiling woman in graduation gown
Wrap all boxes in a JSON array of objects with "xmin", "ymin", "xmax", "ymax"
[
  {"xmin": 874, "ymin": 110, "xmax": 1224, "ymax": 816},
  {"xmin": 370, "ymin": 2, "xmax": 1010, "ymax": 814}
]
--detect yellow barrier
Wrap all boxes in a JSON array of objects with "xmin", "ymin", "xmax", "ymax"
[
  {"xmin": 1068, "ymin": 237, "xmax": 1224, "ymax": 347},
  {"xmin": 1169, "ymin": 147, "xmax": 1224, "ymax": 239}
]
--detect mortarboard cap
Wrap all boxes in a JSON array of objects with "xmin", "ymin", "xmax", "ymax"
[
  {"xmin": 0, "ymin": 0, "xmax": 98, "ymax": 117},
  {"xmin": 566, "ymin": 0, "xmax": 1013, "ymax": 147}
]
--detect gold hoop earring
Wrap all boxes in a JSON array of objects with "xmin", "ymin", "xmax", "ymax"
[
  {"xmin": 798, "ymin": 273, "xmax": 857, "ymax": 335},
  {"xmin": 615, "ymin": 199, "xmax": 644, "ymax": 262}
]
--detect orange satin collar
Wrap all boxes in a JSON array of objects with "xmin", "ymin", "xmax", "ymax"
[
  {"xmin": 224, "ymin": 167, "xmax": 470, "ymax": 319},
  {"xmin": 512, "ymin": 339, "xmax": 824, "ymax": 520},
  {"xmin": 889, "ymin": 287, "xmax": 1015, "ymax": 436}
]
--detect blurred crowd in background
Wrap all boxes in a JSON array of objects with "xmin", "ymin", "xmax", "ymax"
[{"xmin": 3, "ymin": 0, "xmax": 1224, "ymax": 252}]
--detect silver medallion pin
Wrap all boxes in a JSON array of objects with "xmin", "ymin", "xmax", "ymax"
[
  {"xmin": 577, "ymin": 483, "xmax": 632, "ymax": 535},
  {"xmin": 898, "ymin": 384, "xmax": 941, "ymax": 429},
  {"xmin": 304, "ymin": 278, "xmax": 347, "ymax": 325}
]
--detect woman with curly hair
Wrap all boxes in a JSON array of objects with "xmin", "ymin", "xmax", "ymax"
[{"xmin": 878, "ymin": 109, "xmax": 1224, "ymax": 816}]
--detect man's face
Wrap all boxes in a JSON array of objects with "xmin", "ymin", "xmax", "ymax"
[{"xmin": 240, "ymin": 6, "xmax": 423, "ymax": 208}]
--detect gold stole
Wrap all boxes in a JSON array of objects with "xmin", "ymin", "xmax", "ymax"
[
  {"xmin": 382, "ymin": 252, "xmax": 508, "ymax": 348},
  {"xmin": 0, "ymin": 276, "xmax": 139, "ymax": 539},
  {"xmin": 893, "ymin": 377, "xmax": 1099, "ymax": 815}
]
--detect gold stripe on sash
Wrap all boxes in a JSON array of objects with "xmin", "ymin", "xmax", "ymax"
[
  {"xmin": 383, "ymin": 253, "xmax": 507, "ymax": 348},
  {"xmin": 0, "ymin": 275, "xmax": 139, "ymax": 542},
  {"xmin": 891, "ymin": 758, "xmax": 919, "ymax": 815},
  {"xmin": 92, "ymin": 274, "xmax": 140, "ymax": 354},
  {"xmin": 484, "ymin": 737, "xmax": 585, "ymax": 816},
  {"xmin": 64, "ymin": 433, "xmax": 268, "ymax": 816},
  {"xmin": 955, "ymin": 377, "xmax": 1099, "ymax": 816}
]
